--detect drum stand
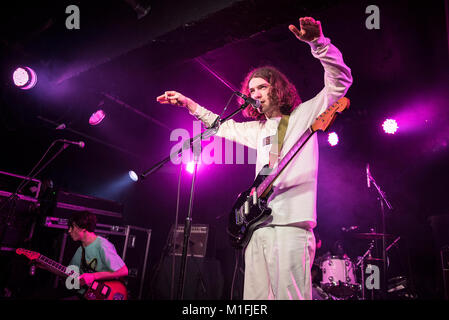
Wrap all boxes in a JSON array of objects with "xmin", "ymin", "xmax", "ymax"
[{"xmin": 357, "ymin": 240, "xmax": 375, "ymax": 300}]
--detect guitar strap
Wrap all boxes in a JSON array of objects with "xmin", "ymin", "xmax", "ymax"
[
  {"xmin": 269, "ymin": 114, "xmax": 290, "ymax": 169},
  {"xmin": 81, "ymin": 246, "xmax": 95, "ymax": 273}
]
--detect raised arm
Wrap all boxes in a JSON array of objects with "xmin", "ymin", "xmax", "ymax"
[{"xmin": 289, "ymin": 17, "xmax": 353, "ymax": 126}]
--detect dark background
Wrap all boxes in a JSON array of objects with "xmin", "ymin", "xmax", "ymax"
[{"xmin": 1, "ymin": 0, "xmax": 448, "ymax": 299}]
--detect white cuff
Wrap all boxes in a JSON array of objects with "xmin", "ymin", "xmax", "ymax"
[
  {"xmin": 308, "ymin": 35, "xmax": 330, "ymax": 51},
  {"xmin": 189, "ymin": 103, "xmax": 201, "ymax": 117}
]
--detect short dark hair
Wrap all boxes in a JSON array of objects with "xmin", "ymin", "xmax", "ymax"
[
  {"xmin": 239, "ymin": 66, "xmax": 302, "ymax": 121},
  {"xmin": 68, "ymin": 210, "xmax": 97, "ymax": 232}
]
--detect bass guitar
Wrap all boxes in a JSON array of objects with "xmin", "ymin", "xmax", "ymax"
[
  {"xmin": 16, "ymin": 248, "xmax": 127, "ymax": 300},
  {"xmin": 227, "ymin": 97, "xmax": 350, "ymax": 248}
]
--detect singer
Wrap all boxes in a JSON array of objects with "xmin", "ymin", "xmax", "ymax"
[{"xmin": 156, "ymin": 17, "xmax": 352, "ymax": 300}]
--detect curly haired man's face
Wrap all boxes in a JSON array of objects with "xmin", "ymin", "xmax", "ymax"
[{"xmin": 249, "ymin": 77, "xmax": 279, "ymax": 118}]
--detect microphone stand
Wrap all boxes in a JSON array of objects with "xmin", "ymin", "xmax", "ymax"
[
  {"xmin": 0, "ymin": 142, "xmax": 71, "ymax": 246},
  {"xmin": 367, "ymin": 167, "xmax": 393, "ymax": 300},
  {"xmin": 139, "ymin": 101, "xmax": 250, "ymax": 299},
  {"xmin": 356, "ymin": 240, "xmax": 375, "ymax": 300},
  {"xmin": 177, "ymin": 140, "xmax": 199, "ymax": 299}
]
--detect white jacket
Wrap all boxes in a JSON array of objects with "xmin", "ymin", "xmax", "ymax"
[{"xmin": 193, "ymin": 35, "xmax": 353, "ymax": 228}]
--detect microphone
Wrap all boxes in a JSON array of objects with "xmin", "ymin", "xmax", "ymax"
[
  {"xmin": 234, "ymin": 92, "xmax": 261, "ymax": 110},
  {"xmin": 366, "ymin": 163, "xmax": 371, "ymax": 188},
  {"xmin": 55, "ymin": 123, "xmax": 66, "ymax": 130},
  {"xmin": 59, "ymin": 139, "xmax": 85, "ymax": 148}
]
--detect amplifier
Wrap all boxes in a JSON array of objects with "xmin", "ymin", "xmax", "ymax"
[
  {"xmin": 0, "ymin": 171, "xmax": 42, "ymax": 247},
  {"xmin": 168, "ymin": 224, "xmax": 209, "ymax": 258},
  {"xmin": 52, "ymin": 190, "xmax": 124, "ymax": 224},
  {"xmin": 43, "ymin": 216, "xmax": 126, "ymax": 236}
]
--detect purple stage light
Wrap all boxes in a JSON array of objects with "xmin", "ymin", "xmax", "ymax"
[
  {"xmin": 328, "ymin": 132, "xmax": 339, "ymax": 146},
  {"xmin": 12, "ymin": 68, "xmax": 28, "ymax": 86},
  {"xmin": 89, "ymin": 109, "xmax": 106, "ymax": 126},
  {"xmin": 382, "ymin": 119, "xmax": 399, "ymax": 134},
  {"xmin": 12, "ymin": 67, "xmax": 37, "ymax": 90}
]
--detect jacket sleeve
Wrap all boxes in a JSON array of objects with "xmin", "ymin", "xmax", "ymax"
[
  {"xmin": 299, "ymin": 35, "xmax": 353, "ymax": 129},
  {"xmin": 192, "ymin": 105, "xmax": 260, "ymax": 149}
]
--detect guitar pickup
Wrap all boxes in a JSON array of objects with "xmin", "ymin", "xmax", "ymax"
[
  {"xmin": 101, "ymin": 285, "xmax": 110, "ymax": 297},
  {"xmin": 250, "ymin": 188, "xmax": 257, "ymax": 205},
  {"xmin": 91, "ymin": 281, "xmax": 99, "ymax": 290}
]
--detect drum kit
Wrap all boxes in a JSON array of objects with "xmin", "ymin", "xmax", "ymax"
[
  {"xmin": 312, "ymin": 230, "xmax": 399, "ymax": 300},
  {"xmin": 309, "ymin": 165, "xmax": 416, "ymax": 300},
  {"xmin": 310, "ymin": 164, "xmax": 409, "ymax": 300}
]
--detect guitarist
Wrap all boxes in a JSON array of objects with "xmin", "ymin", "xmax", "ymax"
[
  {"xmin": 157, "ymin": 16, "xmax": 352, "ymax": 300},
  {"xmin": 66, "ymin": 210, "xmax": 128, "ymax": 297}
]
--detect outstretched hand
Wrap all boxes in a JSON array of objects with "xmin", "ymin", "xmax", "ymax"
[
  {"xmin": 289, "ymin": 17, "xmax": 322, "ymax": 42},
  {"xmin": 156, "ymin": 91, "xmax": 188, "ymax": 107},
  {"xmin": 156, "ymin": 91, "xmax": 198, "ymax": 113}
]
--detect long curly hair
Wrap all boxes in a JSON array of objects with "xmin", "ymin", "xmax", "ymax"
[{"xmin": 239, "ymin": 66, "xmax": 302, "ymax": 121}]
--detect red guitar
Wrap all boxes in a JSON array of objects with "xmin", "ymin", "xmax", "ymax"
[{"xmin": 16, "ymin": 248, "xmax": 127, "ymax": 300}]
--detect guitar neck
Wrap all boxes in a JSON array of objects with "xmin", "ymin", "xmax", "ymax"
[
  {"xmin": 36, "ymin": 255, "xmax": 71, "ymax": 278},
  {"xmin": 257, "ymin": 128, "xmax": 314, "ymax": 198},
  {"xmin": 256, "ymin": 97, "xmax": 350, "ymax": 198}
]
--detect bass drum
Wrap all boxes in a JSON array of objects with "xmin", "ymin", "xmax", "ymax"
[{"xmin": 320, "ymin": 255, "xmax": 360, "ymax": 298}]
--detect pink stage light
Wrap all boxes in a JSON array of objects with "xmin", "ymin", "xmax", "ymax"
[
  {"xmin": 12, "ymin": 67, "xmax": 37, "ymax": 90},
  {"xmin": 186, "ymin": 161, "xmax": 200, "ymax": 174},
  {"xmin": 89, "ymin": 110, "xmax": 106, "ymax": 126},
  {"xmin": 382, "ymin": 119, "xmax": 399, "ymax": 134},
  {"xmin": 328, "ymin": 132, "xmax": 339, "ymax": 146}
]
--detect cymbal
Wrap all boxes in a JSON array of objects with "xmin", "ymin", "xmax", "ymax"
[
  {"xmin": 365, "ymin": 257, "xmax": 383, "ymax": 262},
  {"xmin": 352, "ymin": 232, "xmax": 394, "ymax": 240}
]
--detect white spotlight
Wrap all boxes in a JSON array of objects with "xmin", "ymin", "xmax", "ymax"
[{"xmin": 129, "ymin": 170, "xmax": 138, "ymax": 182}]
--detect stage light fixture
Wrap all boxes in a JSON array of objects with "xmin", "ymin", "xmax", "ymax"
[
  {"xmin": 328, "ymin": 132, "xmax": 339, "ymax": 146},
  {"xmin": 89, "ymin": 110, "xmax": 106, "ymax": 126},
  {"xmin": 129, "ymin": 170, "xmax": 138, "ymax": 182},
  {"xmin": 186, "ymin": 161, "xmax": 200, "ymax": 174},
  {"xmin": 382, "ymin": 119, "xmax": 399, "ymax": 134},
  {"xmin": 12, "ymin": 67, "xmax": 38, "ymax": 90}
]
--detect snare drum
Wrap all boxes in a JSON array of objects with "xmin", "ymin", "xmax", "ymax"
[{"xmin": 320, "ymin": 256, "xmax": 360, "ymax": 297}]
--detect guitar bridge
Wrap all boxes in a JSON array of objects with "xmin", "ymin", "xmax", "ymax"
[
  {"xmin": 235, "ymin": 196, "xmax": 253, "ymax": 226},
  {"xmin": 235, "ymin": 206, "xmax": 244, "ymax": 226}
]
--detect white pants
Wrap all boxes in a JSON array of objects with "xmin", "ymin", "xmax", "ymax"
[{"xmin": 243, "ymin": 226, "xmax": 316, "ymax": 300}]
